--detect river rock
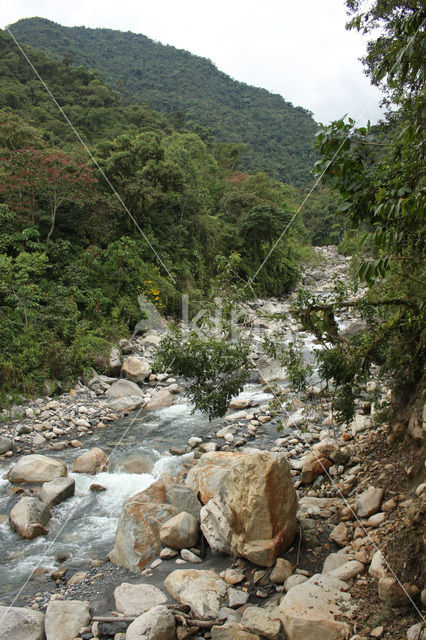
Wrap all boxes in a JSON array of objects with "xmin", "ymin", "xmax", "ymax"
[
  {"xmin": 7, "ymin": 454, "xmax": 67, "ymax": 484},
  {"xmin": 108, "ymin": 347, "xmax": 122, "ymax": 376},
  {"xmin": 114, "ymin": 582, "xmax": 167, "ymax": 616},
  {"xmin": 9, "ymin": 497, "xmax": 50, "ymax": 539},
  {"xmin": 45, "ymin": 600, "xmax": 91, "ymax": 640},
  {"xmin": 71, "ymin": 447, "xmax": 108, "ymax": 474},
  {"xmin": 0, "ymin": 436, "xmax": 13, "ymax": 455},
  {"xmin": 0, "ymin": 606, "xmax": 45, "ymax": 640},
  {"xmin": 300, "ymin": 454, "xmax": 332, "ymax": 484},
  {"xmin": 145, "ymin": 389, "xmax": 174, "ymax": 410},
  {"xmin": 199, "ymin": 451, "xmax": 297, "ymax": 566},
  {"xmin": 164, "ymin": 569, "xmax": 228, "ymax": 619},
  {"xmin": 355, "ymin": 487, "xmax": 384, "ymax": 517},
  {"xmin": 159, "ymin": 511, "xmax": 199, "ymax": 549},
  {"xmin": 211, "ymin": 627, "xmax": 260, "ymax": 640},
  {"xmin": 109, "ymin": 476, "xmax": 201, "ymax": 572},
  {"xmin": 185, "ymin": 451, "xmax": 235, "ymax": 503},
  {"xmin": 277, "ymin": 573, "xmax": 353, "ymax": 640},
  {"xmin": 126, "ymin": 605, "xmax": 176, "ymax": 640},
  {"xmin": 257, "ymin": 356, "xmax": 287, "ymax": 384},
  {"xmin": 241, "ymin": 607, "xmax": 282, "ymax": 640},
  {"xmin": 328, "ymin": 560, "xmax": 364, "ymax": 581},
  {"xmin": 119, "ymin": 452, "xmax": 155, "ymax": 474},
  {"xmin": 121, "ymin": 356, "xmax": 152, "ymax": 382},
  {"xmin": 105, "ymin": 379, "xmax": 144, "ymax": 399},
  {"xmin": 39, "ymin": 477, "xmax": 75, "ymax": 506},
  {"xmin": 322, "ymin": 551, "xmax": 353, "ymax": 574},
  {"xmin": 271, "ymin": 558, "xmax": 293, "ymax": 583}
]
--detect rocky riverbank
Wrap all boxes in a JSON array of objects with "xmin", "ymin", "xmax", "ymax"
[{"xmin": 0, "ymin": 246, "xmax": 424, "ymax": 640}]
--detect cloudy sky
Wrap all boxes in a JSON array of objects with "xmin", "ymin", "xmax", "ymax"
[{"xmin": 2, "ymin": 0, "xmax": 383, "ymax": 125}]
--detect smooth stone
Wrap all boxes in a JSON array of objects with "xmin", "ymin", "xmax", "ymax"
[
  {"xmin": 39, "ymin": 477, "xmax": 75, "ymax": 506},
  {"xmin": 45, "ymin": 600, "xmax": 91, "ymax": 640},
  {"xmin": 7, "ymin": 454, "xmax": 67, "ymax": 484},
  {"xmin": 0, "ymin": 605, "xmax": 45, "ymax": 640},
  {"xmin": 114, "ymin": 583, "xmax": 167, "ymax": 616}
]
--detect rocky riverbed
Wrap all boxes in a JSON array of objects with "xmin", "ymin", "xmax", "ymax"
[{"xmin": 0, "ymin": 246, "xmax": 424, "ymax": 640}]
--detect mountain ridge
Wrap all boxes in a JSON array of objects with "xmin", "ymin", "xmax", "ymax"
[{"xmin": 9, "ymin": 17, "xmax": 318, "ymax": 186}]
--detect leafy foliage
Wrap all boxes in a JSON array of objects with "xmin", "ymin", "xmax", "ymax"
[{"xmin": 154, "ymin": 327, "xmax": 251, "ymax": 420}]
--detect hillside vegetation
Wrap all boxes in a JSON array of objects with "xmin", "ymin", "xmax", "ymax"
[
  {"xmin": 0, "ymin": 30, "xmax": 311, "ymax": 395},
  {"xmin": 9, "ymin": 17, "xmax": 317, "ymax": 187}
]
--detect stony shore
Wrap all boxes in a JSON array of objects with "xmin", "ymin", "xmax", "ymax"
[{"xmin": 0, "ymin": 247, "xmax": 424, "ymax": 640}]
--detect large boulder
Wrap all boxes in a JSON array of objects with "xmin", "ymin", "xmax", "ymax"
[
  {"xmin": 257, "ymin": 356, "xmax": 287, "ymax": 385},
  {"xmin": 103, "ymin": 395, "xmax": 145, "ymax": 412},
  {"xmin": 114, "ymin": 583, "xmax": 167, "ymax": 616},
  {"xmin": 104, "ymin": 379, "xmax": 144, "ymax": 399},
  {"xmin": 199, "ymin": 451, "xmax": 297, "ymax": 566},
  {"xmin": 126, "ymin": 605, "xmax": 176, "ymax": 640},
  {"xmin": 276, "ymin": 573, "xmax": 353, "ymax": 640},
  {"xmin": 144, "ymin": 389, "xmax": 174, "ymax": 410},
  {"xmin": 159, "ymin": 511, "xmax": 199, "ymax": 550},
  {"xmin": 45, "ymin": 600, "xmax": 90, "ymax": 640},
  {"xmin": 9, "ymin": 497, "xmax": 50, "ymax": 539},
  {"xmin": 121, "ymin": 356, "xmax": 152, "ymax": 382},
  {"xmin": 0, "ymin": 606, "xmax": 45, "ymax": 640},
  {"xmin": 70, "ymin": 447, "xmax": 108, "ymax": 474},
  {"xmin": 109, "ymin": 476, "xmax": 201, "ymax": 572},
  {"xmin": 164, "ymin": 569, "xmax": 228, "ymax": 619},
  {"xmin": 39, "ymin": 477, "xmax": 75, "ymax": 506},
  {"xmin": 7, "ymin": 454, "xmax": 67, "ymax": 484},
  {"xmin": 185, "ymin": 451, "xmax": 236, "ymax": 504}
]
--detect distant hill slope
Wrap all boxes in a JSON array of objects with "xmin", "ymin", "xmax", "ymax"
[{"xmin": 10, "ymin": 17, "xmax": 318, "ymax": 186}]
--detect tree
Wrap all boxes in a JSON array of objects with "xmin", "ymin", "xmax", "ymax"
[{"xmin": 0, "ymin": 148, "xmax": 97, "ymax": 240}]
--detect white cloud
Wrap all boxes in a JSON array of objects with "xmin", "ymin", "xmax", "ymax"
[{"xmin": 2, "ymin": 0, "xmax": 384, "ymax": 124}]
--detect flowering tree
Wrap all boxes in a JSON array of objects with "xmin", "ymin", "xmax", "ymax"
[{"xmin": 0, "ymin": 148, "xmax": 97, "ymax": 241}]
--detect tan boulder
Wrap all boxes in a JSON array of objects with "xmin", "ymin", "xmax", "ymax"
[
  {"xmin": 277, "ymin": 573, "xmax": 353, "ymax": 640},
  {"xmin": 109, "ymin": 476, "xmax": 201, "ymax": 572},
  {"xmin": 9, "ymin": 497, "xmax": 50, "ymax": 539},
  {"xmin": 241, "ymin": 607, "xmax": 282, "ymax": 639},
  {"xmin": 45, "ymin": 600, "xmax": 90, "ymax": 640},
  {"xmin": 185, "ymin": 451, "xmax": 235, "ymax": 504},
  {"xmin": 113, "ymin": 583, "xmax": 167, "ymax": 616},
  {"xmin": 164, "ymin": 569, "xmax": 227, "ymax": 619},
  {"xmin": 199, "ymin": 450, "xmax": 297, "ymax": 567},
  {"xmin": 144, "ymin": 388, "xmax": 174, "ymax": 410},
  {"xmin": 300, "ymin": 454, "xmax": 332, "ymax": 484},
  {"xmin": 159, "ymin": 511, "xmax": 199, "ymax": 549},
  {"xmin": 70, "ymin": 448, "xmax": 108, "ymax": 474},
  {"xmin": 7, "ymin": 454, "xmax": 67, "ymax": 484},
  {"xmin": 121, "ymin": 356, "xmax": 151, "ymax": 382}
]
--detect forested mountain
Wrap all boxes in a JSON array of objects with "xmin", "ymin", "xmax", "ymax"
[
  {"xmin": 9, "ymin": 17, "xmax": 317, "ymax": 186},
  {"xmin": 0, "ymin": 29, "xmax": 311, "ymax": 394}
]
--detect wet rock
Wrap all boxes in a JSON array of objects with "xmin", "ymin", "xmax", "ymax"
[
  {"xmin": 70, "ymin": 447, "xmax": 108, "ymax": 474},
  {"xmin": 121, "ymin": 356, "xmax": 152, "ymax": 382},
  {"xmin": 7, "ymin": 454, "xmax": 67, "ymax": 484},
  {"xmin": 270, "ymin": 558, "xmax": 293, "ymax": 583},
  {"xmin": 355, "ymin": 487, "xmax": 384, "ymax": 518},
  {"xmin": 126, "ymin": 605, "xmax": 176, "ymax": 640},
  {"xmin": 277, "ymin": 573, "xmax": 353, "ymax": 640},
  {"xmin": 45, "ymin": 600, "xmax": 90, "ymax": 640},
  {"xmin": 0, "ymin": 605, "xmax": 45, "ymax": 640},
  {"xmin": 114, "ymin": 582, "xmax": 167, "ymax": 616},
  {"xmin": 39, "ymin": 477, "xmax": 75, "ymax": 506},
  {"xmin": 109, "ymin": 476, "xmax": 201, "ymax": 572},
  {"xmin": 164, "ymin": 569, "xmax": 228, "ymax": 619},
  {"xmin": 145, "ymin": 389, "xmax": 174, "ymax": 410},
  {"xmin": 67, "ymin": 571, "xmax": 88, "ymax": 585},
  {"xmin": 241, "ymin": 607, "xmax": 282, "ymax": 639},
  {"xmin": 199, "ymin": 450, "xmax": 297, "ymax": 566},
  {"xmin": 159, "ymin": 511, "xmax": 199, "ymax": 550},
  {"xmin": 229, "ymin": 398, "xmax": 251, "ymax": 409},
  {"xmin": 119, "ymin": 452, "xmax": 155, "ymax": 474},
  {"xmin": 9, "ymin": 496, "xmax": 50, "ymax": 539}
]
